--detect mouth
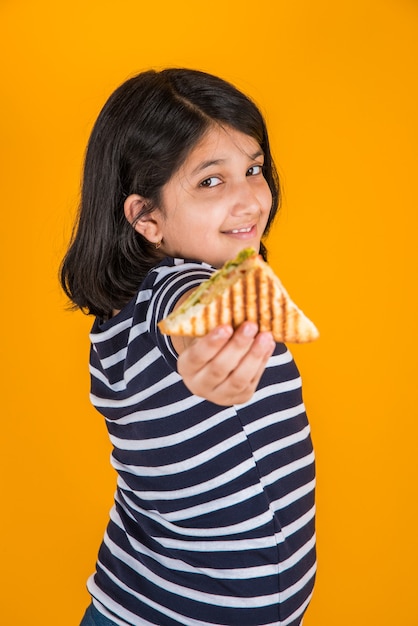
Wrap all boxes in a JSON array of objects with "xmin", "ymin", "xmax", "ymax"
[
  {"xmin": 230, "ymin": 226, "xmax": 252, "ymax": 234},
  {"xmin": 223, "ymin": 224, "xmax": 256, "ymax": 235}
]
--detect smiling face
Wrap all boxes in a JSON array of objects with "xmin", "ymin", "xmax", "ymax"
[{"xmin": 149, "ymin": 125, "xmax": 273, "ymax": 268}]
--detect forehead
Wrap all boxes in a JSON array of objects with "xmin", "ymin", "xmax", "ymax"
[{"xmin": 181, "ymin": 125, "xmax": 262, "ymax": 171}]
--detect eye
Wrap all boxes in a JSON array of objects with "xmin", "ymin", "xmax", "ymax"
[
  {"xmin": 246, "ymin": 164, "xmax": 263, "ymax": 177},
  {"xmin": 199, "ymin": 176, "xmax": 222, "ymax": 188}
]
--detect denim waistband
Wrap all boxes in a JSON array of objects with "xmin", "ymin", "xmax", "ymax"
[{"xmin": 79, "ymin": 603, "xmax": 119, "ymax": 626}]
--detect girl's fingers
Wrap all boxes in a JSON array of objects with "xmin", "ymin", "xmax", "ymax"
[
  {"xmin": 178, "ymin": 323, "xmax": 275, "ymax": 404},
  {"xmin": 209, "ymin": 332, "xmax": 276, "ymax": 403},
  {"xmin": 178, "ymin": 322, "xmax": 258, "ymax": 383},
  {"xmin": 177, "ymin": 325, "xmax": 234, "ymax": 378}
]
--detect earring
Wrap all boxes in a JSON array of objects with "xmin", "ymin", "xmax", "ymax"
[{"xmin": 155, "ymin": 240, "xmax": 162, "ymax": 249}]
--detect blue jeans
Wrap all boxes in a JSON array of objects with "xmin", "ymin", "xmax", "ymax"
[{"xmin": 79, "ymin": 604, "xmax": 119, "ymax": 626}]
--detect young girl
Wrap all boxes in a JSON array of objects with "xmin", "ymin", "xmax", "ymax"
[{"xmin": 61, "ymin": 68, "xmax": 316, "ymax": 626}]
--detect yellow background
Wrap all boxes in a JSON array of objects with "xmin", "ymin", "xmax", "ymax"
[{"xmin": 1, "ymin": 0, "xmax": 417, "ymax": 624}]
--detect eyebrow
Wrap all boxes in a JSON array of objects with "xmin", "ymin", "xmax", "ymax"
[{"xmin": 191, "ymin": 150, "xmax": 265, "ymax": 176}]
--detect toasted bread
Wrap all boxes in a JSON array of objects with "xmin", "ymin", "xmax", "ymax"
[{"xmin": 158, "ymin": 248, "xmax": 319, "ymax": 343}]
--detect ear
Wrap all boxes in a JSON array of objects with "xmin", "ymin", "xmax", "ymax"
[{"xmin": 124, "ymin": 194, "xmax": 163, "ymax": 244}]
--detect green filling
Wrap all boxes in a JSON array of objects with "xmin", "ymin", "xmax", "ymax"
[{"xmin": 176, "ymin": 247, "xmax": 257, "ymax": 315}]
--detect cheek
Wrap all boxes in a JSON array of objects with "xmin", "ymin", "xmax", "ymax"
[
  {"xmin": 261, "ymin": 183, "xmax": 273, "ymax": 213},
  {"xmin": 166, "ymin": 210, "xmax": 208, "ymax": 244}
]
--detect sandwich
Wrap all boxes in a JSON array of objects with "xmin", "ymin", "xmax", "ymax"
[{"xmin": 158, "ymin": 248, "xmax": 319, "ymax": 343}]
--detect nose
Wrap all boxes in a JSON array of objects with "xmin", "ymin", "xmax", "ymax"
[{"xmin": 229, "ymin": 179, "xmax": 262, "ymax": 216}]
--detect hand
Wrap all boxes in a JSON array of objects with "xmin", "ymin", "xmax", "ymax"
[{"xmin": 176, "ymin": 322, "xmax": 276, "ymax": 406}]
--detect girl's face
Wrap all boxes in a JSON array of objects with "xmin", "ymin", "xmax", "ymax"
[{"xmin": 156, "ymin": 125, "xmax": 272, "ymax": 268}]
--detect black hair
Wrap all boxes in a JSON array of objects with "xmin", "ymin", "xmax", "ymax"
[{"xmin": 60, "ymin": 68, "xmax": 281, "ymax": 318}]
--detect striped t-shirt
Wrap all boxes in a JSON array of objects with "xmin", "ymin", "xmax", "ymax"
[{"xmin": 87, "ymin": 257, "xmax": 316, "ymax": 626}]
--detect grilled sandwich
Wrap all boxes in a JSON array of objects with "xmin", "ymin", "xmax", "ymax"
[{"xmin": 158, "ymin": 248, "xmax": 319, "ymax": 343}]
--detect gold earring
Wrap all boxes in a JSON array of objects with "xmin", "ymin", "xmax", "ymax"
[{"xmin": 155, "ymin": 240, "xmax": 162, "ymax": 249}]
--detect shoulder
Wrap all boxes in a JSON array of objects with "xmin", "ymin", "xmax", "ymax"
[
  {"xmin": 139, "ymin": 256, "xmax": 216, "ymax": 368},
  {"xmin": 140, "ymin": 256, "xmax": 215, "ymax": 319},
  {"xmin": 144, "ymin": 256, "xmax": 215, "ymax": 293}
]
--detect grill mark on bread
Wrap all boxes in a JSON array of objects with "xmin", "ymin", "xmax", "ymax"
[
  {"xmin": 254, "ymin": 268, "xmax": 261, "ymax": 325},
  {"xmin": 249, "ymin": 269, "xmax": 258, "ymax": 323},
  {"xmin": 243, "ymin": 273, "xmax": 248, "ymax": 323},
  {"xmin": 228, "ymin": 288, "xmax": 234, "ymax": 326},
  {"xmin": 203, "ymin": 301, "xmax": 210, "ymax": 334},
  {"xmin": 266, "ymin": 274, "xmax": 274, "ymax": 334},
  {"xmin": 281, "ymin": 290, "xmax": 287, "ymax": 341},
  {"xmin": 256, "ymin": 269, "xmax": 262, "ymax": 324}
]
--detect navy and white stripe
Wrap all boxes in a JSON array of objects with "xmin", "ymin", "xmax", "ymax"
[{"xmin": 87, "ymin": 257, "xmax": 316, "ymax": 625}]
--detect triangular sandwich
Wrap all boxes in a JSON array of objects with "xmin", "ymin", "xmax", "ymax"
[{"xmin": 158, "ymin": 248, "xmax": 319, "ymax": 343}]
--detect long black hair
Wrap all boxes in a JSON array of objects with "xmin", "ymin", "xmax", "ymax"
[{"xmin": 60, "ymin": 68, "xmax": 281, "ymax": 318}]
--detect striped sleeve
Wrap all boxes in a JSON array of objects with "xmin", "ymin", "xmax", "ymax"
[{"xmin": 147, "ymin": 260, "xmax": 215, "ymax": 368}]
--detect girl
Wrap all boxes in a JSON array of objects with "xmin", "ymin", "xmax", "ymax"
[{"xmin": 61, "ymin": 68, "xmax": 316, "ymax": 626}]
